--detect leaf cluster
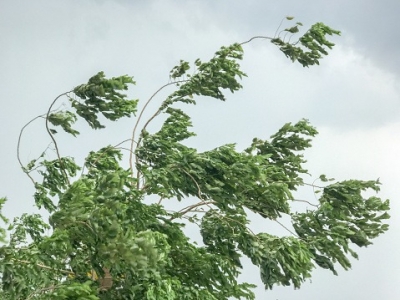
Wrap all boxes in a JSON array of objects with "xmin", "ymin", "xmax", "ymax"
[{"xmin": 272, "ymin": 22, "xmax": 341, "ymax": 67}]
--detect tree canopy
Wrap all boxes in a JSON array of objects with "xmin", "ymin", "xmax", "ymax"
[{"xmin": 0, "ymin": 18, "xmax": 390, "ymax": 299}]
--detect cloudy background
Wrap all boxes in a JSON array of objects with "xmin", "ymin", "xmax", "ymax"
[{"xmin": 1, "ymin": 0, "xmax": 399, "ymax": 299}]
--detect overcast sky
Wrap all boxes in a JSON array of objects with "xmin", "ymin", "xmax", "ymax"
[{"xmin": 1, "ymin": 1, "xmax": 399, "ymax": 299}]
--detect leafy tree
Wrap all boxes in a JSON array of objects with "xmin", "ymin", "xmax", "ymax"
[{"xmin": 0, "ymin": 18, "xmax": 390, "ymax": 299}]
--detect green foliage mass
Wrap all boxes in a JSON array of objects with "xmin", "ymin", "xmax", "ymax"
[{"xmin": 0, "ymin": 19, "xmax": 390, "ymax": 299}]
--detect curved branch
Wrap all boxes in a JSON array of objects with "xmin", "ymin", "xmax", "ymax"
[
  {"xmin": 240, "ymin": 36, "xmax": 273, "ymax": 46},
  {"xmin": 274, "ymin": 17, "xmax": 286, "ymax": 39},
  {"xmin": 45, "ymin": 91, "xmax": 72, "ymax": 185},
  {"xmin": 180, "ymin": 169, "xmax": 206, "ymax": 201},
  {"xmin": 129, "ymin": 79, "xmax": 189, "ymax": 182},
  {"xmin": 17, "ymin": 114, "xmax": 47, "ymax": 185},
  {"xmin": 18, "ymin": 100, "xmax": 70, "ymax": 185},
  {"xmin": 129, "ymin": 81, "xmax": 178, "ymax": 175}
]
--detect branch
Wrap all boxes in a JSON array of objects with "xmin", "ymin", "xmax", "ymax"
[
  {"xmin": 17, "ymin": 114, "xmax": 46, "ymax": 185},
  {"xmin": 45, "ymin": 91, "xmax": 72, "ymax": 185},
  {"xmin": 180, "ymin": 169, "xmax": 205, "ymax": 200},
  {"xmin": 303, "ymin": 182, "xmax": 324, "ymax": 189},
  {"xmin": 80, "ymin": 139, "xmax": 134, "ymax": 176},
  {"xmin": 289, "ymin": 198, "xmax": 319, "ymax": 208},
  {"xmin": 129, "ymin": 79, "xmax": 189, "ymax": 184},
  {"xmin": 173, "ymin": 200, "xmax": 216, "ymax": 220},
  {"xmin": 240, "ymin": 36, "xmax": 273, "ymax": 45},
  {"xmin": 273, "ymin": 218, "xmax": 298, "ymax": 237},
  {"xmin": 27, "ymin": 284, "xmax": 61, "ymax": 300},
  {"xmin": 274, "ymin": 16, "xmax": 287, "ymax": 39},
  {"xmin": 247, "ymin": 208, "xmax": 299, "ymax": 238},
  {"xmin": 11, "ymin": 259, "xmax": 74, "ymax": 276},
  {"xmin": 17, "ymin": 106, "xmax": 63, "ymax": 185},
  {"xmin": 221, "ymin": 214, "xmax": 257, "ymax": 237},
  {"xmin": 129, "ymin": 82, "xmax": 178, "ymax": 176}
]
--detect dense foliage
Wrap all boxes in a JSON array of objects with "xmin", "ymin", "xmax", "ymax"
[{"xmin": 0, "ymin": 18, "xmax": 390, "ymax": 299}]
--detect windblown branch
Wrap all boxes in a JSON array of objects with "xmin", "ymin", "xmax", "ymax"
[
  {"xmin": 45, "ymin": 91, "xmax": 72, "ymax": 185},
  {"xmin": 12, "ymin": 259, "xmax": 74, "ymax": 276},
  {"xmin": 27, "ymin": 285, "xmax": 60, "ymax": 300},
  {"xmin": 274, "ymin": 218, "xmax": 298, "ymax": 237},
  {"xmin": 289, "ymin": 198, "xmax": 319, "ymax": 208},
  {"xmin": 17, "ymin": 114, "xmax": 46, "ymax": 185},
  {"xmin": 240, "ymin": 36, "xmax": 273, "ymax": 45},
  {"xmin": 174, "ymin": 200, "xmax": 216, "ymax": 220},
  {"xmin": 130, "ymin": 80, "xmax": 188, "ymax": 180}
]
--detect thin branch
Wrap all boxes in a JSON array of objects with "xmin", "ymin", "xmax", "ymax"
[
  {"xmin": 174, "ymin": 200, "xmax": 216, "ymax": 219},
  {"xmin": 221, "ymin": 214, "xmax": 257, "ymax": 237},
  {"xmin": 129, "ymin": 81, "xmax": 178, "ymax": 176},
  {"xmin": 115, "ymin": 146, "xmax": 135, "ymax": 154},
  {"xmin": 289, "ymin": 198, "xmax": 319, "ymax": 208},
  {"xmin": 168, "ymin": 169, "xmax": 216, "ymax": 220},
  {"xmin": 73, "ymin": 220, "xmax": 95, "ymax": 234},
  {"xmin": 240, "ymin": 36, "xmax": 273, "ymax": 46},
  {"xmin": 11, "ymin": 259, "xmax": 74, "ymax": 275},
  {"xmin": 303, "ymin": 182, "xmax": 324, "ymax": 189},
  {"xmin": 247, "ymin": 207, "xmax": 299, "ymax": 238},
  {"xmin": 17, "ymin": 114, "xmax": 47, "ymax": 185},
  {"xmin": 17, "ymin": 101, "xmax": 69, "ymax": 185},
  {"xmin": 274, "ymin": 16, "xmax": 286, "ymax": 38},
  {"xmin": 180, "ymin": 169, "xmax": 215, "ymax": 210},
  {"xmin": 178, "ymin": 169, "xmax": 300, "ymax": 238},
  {"xmin": 80, "ymin": 140, "xmax": 135, "ymax": 176},
  {"xmin": 114, "ymin": 138, "xmax": 133, "ymax": 148},
  {"xmin": 180, "ymin": 169, "xmax": 203, "ymax": 200},
  {"xmin": 27, "ymin": 284, "xmax": 61, "ymax": 300},
  {"xmin": 274, "ymin": 218, "xmax": 298, "ymax": 237},
  {"xmin": 45, "ymin": 91, "xmax": 72, "ymax": 185},
  {"xmin": 129, "ymin": 79, "xmax": 189, "ymax": 184},
  {"xmin": 312, "ymin": 177, "xmax": 324, "ymax": 201}
]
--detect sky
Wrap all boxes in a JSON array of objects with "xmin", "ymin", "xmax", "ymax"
[{"xmin": 1, "ymin": 0, "xmax": 399, "ymax": 299}]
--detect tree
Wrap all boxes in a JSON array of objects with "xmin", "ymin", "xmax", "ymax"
[{"xmin": 0, "ymin": 18, "xmax": 390, "ymax": 299}]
